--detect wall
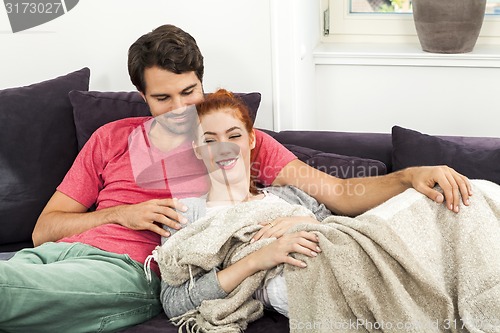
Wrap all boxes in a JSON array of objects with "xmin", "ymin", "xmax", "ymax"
[
  {"xmin": 270, "ymin": 0, "xmax": 320, "ymax": 131},
  {"xmin": 0, "ymin": 0, "xmax": 275, "ymax": 129},
  {"xmin": 314, "ymin": 61, "xmax": 500, "ymax": 137},
  {"xmin": 309, "ymin": 1, "xmax": 500, "ymax": 137},
  {"xmin": 266, "ymin": 0, "xmax": 500, "ymax": 137},
  {"xmin": 2, "ymin": 0, "xmax": 499, "ymax": 137}
]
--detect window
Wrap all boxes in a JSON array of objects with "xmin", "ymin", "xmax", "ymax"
[
  {"xmin": 350, "ymin": 0, "xmax": 412, "ymax": 13},
  {"xmin": 322, "ymin": 0, "xmax": 500, "ymax": 43},
  {"xmin": 349, "ymin": 0, "xmax": 500, "ymax": 14}
]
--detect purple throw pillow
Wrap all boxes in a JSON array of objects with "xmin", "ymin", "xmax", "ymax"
[
  {"xmin": 69, "ymin": 91, "xmax": 261, "ymax": 151},
  {"xmin": 0, "ymin": 68, "xmax": 90, "ymax": 250},
  {"xmin": 284, "ymin": 144, "xmax": 387, "ymax": 179},
  {"xmin": 392, "ymin": 126, "xmax": 500, "ymax": 184}
]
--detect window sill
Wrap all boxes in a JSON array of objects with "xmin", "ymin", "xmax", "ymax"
[{"xmin": 313, "ymin": 42, "xmax": 500, "ymax": 68}]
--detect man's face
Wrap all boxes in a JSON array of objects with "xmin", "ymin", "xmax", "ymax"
[{"xmin": 140, "ymin": 66, "xmax": 204, "ymax": 135}]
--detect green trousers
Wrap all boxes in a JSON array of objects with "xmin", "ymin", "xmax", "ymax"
[{"xmin": 0, "ymin": 242, "xmax": 161, "ymax": 333}]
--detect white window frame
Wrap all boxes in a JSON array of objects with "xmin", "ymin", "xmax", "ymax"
[{"xmin": 321, "ymin": 0, "xmax": 500, "ymax": 44}]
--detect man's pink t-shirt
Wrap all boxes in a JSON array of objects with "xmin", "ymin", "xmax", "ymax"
[{"xmin": 57, "ymin": 117, "xmax": 296, "ymax": 274}]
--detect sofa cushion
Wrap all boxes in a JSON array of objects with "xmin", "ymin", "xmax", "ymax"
[
  {"xmin": 69, "ymin": 91, "xmax": 262, "ymax": 151},
  {"xmin": 273, "ymin": 130, "xmax": 393, "ymax": 172},
  {"xmin": 0, "ymin": 68, "xmax": 90, "ymax": 250},
  {"xmin": 285, "ymin": 144, "xmax": 387, "ymax": 178},
  {"xmin": 392, "ymin": 125, "xmax": 500, "ymax": 184}
]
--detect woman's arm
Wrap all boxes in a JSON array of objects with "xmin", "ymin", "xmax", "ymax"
[
  {"xmin": 160, "ymin": 231, "xmax": 320, "ymax": 318},
  {"xmin": 217, "ymin": 231, "xmax": 320, "ymax": 293},
  {"xmin": 160, "ymin": 268, "xmax": 227, "ymax": 318}
]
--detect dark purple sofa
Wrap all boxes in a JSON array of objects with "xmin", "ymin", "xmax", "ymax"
[{"xmin": 1, "ymin": 68, "xmax": 499, "ymax": 332}]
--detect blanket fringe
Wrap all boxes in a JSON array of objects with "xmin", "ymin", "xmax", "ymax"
[
  {"xmin": 143, "ymin": 253, "xmax": 155, "ymax": 283},
  {"xmin": 171, "ymin": 310, "xmax": 243, "ymax": 333},
  {"xmin": 171, "ymin": 311, "xmax": 207, "ymax": 333},
  {"xmin": 155, "ymin": 246, "xmax": 183, "ymax": 279},
  {"xmin": 188, "ymin": 264, "xmax": 195, "ymax": 290}
]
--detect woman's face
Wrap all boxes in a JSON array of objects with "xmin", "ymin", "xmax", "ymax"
[{"xmin": 194, "ymin": 109, "xmax": 255, "ymax": 187}]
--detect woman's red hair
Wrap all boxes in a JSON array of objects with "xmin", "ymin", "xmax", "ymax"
[
  {"xmin": 195, "ymin": 89, "xmax": 254, "ymax": 135},
  {"xmin": 195, "ymin": 88, "xmax": 258, "ymax": 193}
]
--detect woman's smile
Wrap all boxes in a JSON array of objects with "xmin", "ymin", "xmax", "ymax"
[{"xmin": 216, "ymin": 157, "xmax": 239, "ymax": 170}]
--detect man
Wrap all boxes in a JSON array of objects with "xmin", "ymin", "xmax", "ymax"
[{"xmin": 0, "ymin": 24, "xmax": 471, "ymax": 332}]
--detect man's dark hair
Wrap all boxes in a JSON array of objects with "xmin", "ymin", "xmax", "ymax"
[{"xmin": 128, "ymin": 24, "xmax": 204, "ymax": 93}]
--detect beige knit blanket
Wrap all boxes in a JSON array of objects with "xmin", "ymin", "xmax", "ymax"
[
  {"xmin": 156, "ymin": 179, "xmax": 500, "ymax": 333},
  {"xmin": 155, "ymin": 199, "xmax": 315, "ymax": 332},
  {"xmin": 286, "ymin": 179, "xmax": 500, "ymax": 333}
]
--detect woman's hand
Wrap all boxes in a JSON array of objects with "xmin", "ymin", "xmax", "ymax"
[
  {"xmin": 250, "ymin": 231, "xmax": 321, "ymax": 271},
  {"xmin": 251, "ymin": 216, "xmax": 320, "ymax": 243},
  {"xmin": 217, "ymin": 230, "xmax": 320, "ymax": 293}
]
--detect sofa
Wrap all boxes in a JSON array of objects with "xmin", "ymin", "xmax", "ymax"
[{"xmin": 1, "ymin": 68, "xmax": 499, "ymax": 332}]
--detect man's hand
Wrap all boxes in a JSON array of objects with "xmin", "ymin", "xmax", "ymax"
[
  {"xmin": 115, "ymin": 198, "xmax": 188, "ymax": 237},
  {"xmin": 34, "ymin": 192, "xmax": 189, "ymax": 245},
  {"xmin": 407, "ymin": 165, "xmax": 472, "ymax": 213},
  {"xmin": 251, "ymin": 216, "xmax": 320, "ymax": 243}
]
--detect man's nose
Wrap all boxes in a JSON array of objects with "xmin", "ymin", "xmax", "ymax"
[{"xmin": 170, "ymin": 96, "xmax": 186, "ymax": 111}]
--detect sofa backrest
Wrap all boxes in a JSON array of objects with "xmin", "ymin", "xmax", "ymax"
[
  {"xmin": 267, "ymin": 130, "xmax": 394, "ymax": 172},
  {"xmin": 267, "ymin": 127, "xmax": 500, "ymax": 186}
]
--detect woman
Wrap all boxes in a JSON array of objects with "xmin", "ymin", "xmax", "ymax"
[
  {"xmin": 152, "ymin": 89, "xmax": 500, "ymax": 333},
  {"xmin": 153, "ymin": 89, "xmax": 322, "ymax": 323}
]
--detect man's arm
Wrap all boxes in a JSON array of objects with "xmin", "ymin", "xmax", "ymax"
[
  {"xmin": 273, "ymin": 159, "xmax": 471, "ymax": 216},
  {"xmin": 33, "ymin": 191, "xmax": 187, "ymax": 246}
]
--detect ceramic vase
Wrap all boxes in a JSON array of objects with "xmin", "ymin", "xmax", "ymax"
[{"xmin": 412, "ymin": 0, "xmax": 487, "ymax": 53}]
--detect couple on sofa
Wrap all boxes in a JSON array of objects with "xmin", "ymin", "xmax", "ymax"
[{"xmin": 0, "ymin": 23, "xmax": 496, "ymax": 333}]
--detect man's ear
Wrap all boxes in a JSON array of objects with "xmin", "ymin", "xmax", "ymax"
[
  {"xmin": 192, "ymin": 141, "xmax": 203, "ymax": 160},
  {"xmin": 139, "ymin": 91, "xmax": 147, "ymax": 103},
  {"xmin": 250, "ymin": 129, "xmax": 256, "ymax": 150}
]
